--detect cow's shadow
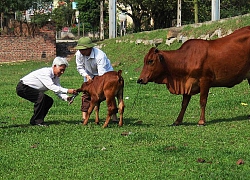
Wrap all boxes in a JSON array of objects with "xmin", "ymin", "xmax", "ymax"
[
  {"xmin": 1, "ymin": 115, "xmax": 247, "ymax": 129},
  {"xmin": 171, "ymin": 115, "xmax": 248, "ymax": 126}
]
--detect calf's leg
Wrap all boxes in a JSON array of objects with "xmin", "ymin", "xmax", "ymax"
[
  {"xmin": 94, "ymin": 103, "xmax": 100, "ymax": 125},
  {"xmin": 118, "ymin": 99, "xmax": 125, "ymax": 127},
  {"xmin": 103, "ymin": 98, "xmax": 117, "ymax": 128},
  {"xmin": 83, "ymin": 102, "xmax": 95, "ymax": 125}
]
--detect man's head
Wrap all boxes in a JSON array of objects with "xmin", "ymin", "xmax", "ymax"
[
  {"xmin": 75, "ymin": 37, "xmax": 96, "ymax": 56},
  {"xmin": 52, "ymin": 57, "xmax": 69, "ymax": 77}
]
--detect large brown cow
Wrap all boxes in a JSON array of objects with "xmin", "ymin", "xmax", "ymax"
[
  {"xmin": 76, "ymin": 70, "xmax": 125, "ymax": 128},
  {"xmin": 137, "ymin": 26, "xmax": 250, "ymax": 126}
]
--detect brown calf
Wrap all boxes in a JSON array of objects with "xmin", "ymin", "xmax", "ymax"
[{"xmin": 76, "ymin": 70, "xmax": 125, "ymax": 128}]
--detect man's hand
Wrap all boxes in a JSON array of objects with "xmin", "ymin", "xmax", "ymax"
[
  {"xmin": 68, "ymin": 89, "xmax": 77, "ymax": 94},
  {"xmin": 86, "ymin": 75, "xmax": 92, "ymax": 81}
]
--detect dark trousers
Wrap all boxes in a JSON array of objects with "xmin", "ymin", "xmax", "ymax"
[
  {"xmin": 16, "ymin": 81, "xmax": 53, "ymax": 125},
  {"xmin": 81, "ymin": 93, "xmax": 90, "ymax": 112}
]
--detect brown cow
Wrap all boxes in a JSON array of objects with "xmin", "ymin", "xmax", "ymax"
[
  {"xmin": 137, "ymin": 26, "xmax": 250, "ymax": 126},
  {"xmin": 76, "ymin": 70, "xmax": 125, "ymax": 128}
]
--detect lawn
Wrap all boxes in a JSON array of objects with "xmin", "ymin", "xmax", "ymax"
[{"xmin": 1, "ymin": 17, "xmax": 250, "ymax": 179}]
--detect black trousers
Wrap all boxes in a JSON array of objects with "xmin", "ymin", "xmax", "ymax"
[
  {"xmin": 81, "ymin": 93, "xmax": 90, "ymax": 112},
  {"xmin": 16, "ymin": 81, "xmax": 53, "ymax": 125}
]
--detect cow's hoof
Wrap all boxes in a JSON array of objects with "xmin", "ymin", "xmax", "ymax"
[
  {"xmin": 172, "ymin": 123, "xmax": 181, "ymax": 126},
  {"xmin": 198, "ymin": 120, "xmax": 205, "ymax": 126}
]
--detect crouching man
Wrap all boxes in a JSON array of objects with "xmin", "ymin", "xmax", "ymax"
[{"xmin": 16, "ymin": 57, "xmax": 77, "ymax": 126}]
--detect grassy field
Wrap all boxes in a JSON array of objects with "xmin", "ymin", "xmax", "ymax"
[{"xmin": 1, "ymin": 16, "xmax": 250, "ymax": 179}]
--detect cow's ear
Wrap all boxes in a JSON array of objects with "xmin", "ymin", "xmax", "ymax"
[
  {"xmin": 154, "ymin": 48, "xmax": 159, "ymax": 53},
  {"xmin": 159, "ymin": 54, "xmax": 164, "ymax": 62}
]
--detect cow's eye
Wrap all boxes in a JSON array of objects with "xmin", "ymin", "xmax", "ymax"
[{"xmin": 147, "ymin": 60, "xmax": 154, "ymax": 65}]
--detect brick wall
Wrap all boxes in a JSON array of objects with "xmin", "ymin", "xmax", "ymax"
[{"xmin": 0, "ymin": 24, "xmax": 56, "ymax": 63}]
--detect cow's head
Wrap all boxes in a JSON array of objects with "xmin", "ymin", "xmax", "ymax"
[{"xmin": 137, "ymin": 47, "xmax": 166, "ymax": 84}]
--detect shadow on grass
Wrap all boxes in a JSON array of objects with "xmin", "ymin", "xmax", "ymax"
[
  {"xmin": 166, "ymin": 115, "xmax": 248, "ymax": 126},
  {"xmin": 0, "ymin": 117, "xmax": 152, "ymax": 129},
  {"xmin": 207, "ymin": 115, "xmax": 249, "ymax": 125},
  {"xmin": 3, "ymin": 115, "xmax": 244, "ymax": 129},
  {"xmin": 57, "ymin": 117, "xmax": 153, "ymax": 127},
  {"xmin": 0, "ymin": 123, "xmax": 31, "ymax": 129}
]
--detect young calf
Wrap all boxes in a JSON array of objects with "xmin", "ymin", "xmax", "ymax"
[{"xmin": 76, "ymin": 70, "xmax": 125, "ymax": 128}]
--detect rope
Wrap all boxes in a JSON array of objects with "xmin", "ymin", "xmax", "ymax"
[{"xmin": 130, "ymin": 84, "xmax": 142, "ymax": 110}]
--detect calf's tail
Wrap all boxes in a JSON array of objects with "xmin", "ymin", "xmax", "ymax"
[{"xmin": 117, "ymin": 70, "xmax": 123, "ymax": 84}]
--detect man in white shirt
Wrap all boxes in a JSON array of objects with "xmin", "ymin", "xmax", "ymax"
[
  {"xmin": 75, "ymin": 37, "xmax": 117, "ymax": 122},
  {"xmin": 16, "ymin": 57, "xmax": 77, "ymax": 126}
]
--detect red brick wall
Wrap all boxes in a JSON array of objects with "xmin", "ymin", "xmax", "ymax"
[{"xmin": 0, "ymin": 25, "xmax": 56, "ymax": 63}]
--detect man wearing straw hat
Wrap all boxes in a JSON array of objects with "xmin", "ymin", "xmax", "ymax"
[{"xmin": 75, "ymin": 37, "xmax": 117, "ymax": 122}]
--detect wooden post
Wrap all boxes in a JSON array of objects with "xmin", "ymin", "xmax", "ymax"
[{"xmin": 194, "ymin": 0, "xmax": 198, "ymax": 23}]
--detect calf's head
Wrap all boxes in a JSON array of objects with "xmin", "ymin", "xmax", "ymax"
[{"xmin": 76, "ymin": 79, "xmax": 93, "ymax": 94}]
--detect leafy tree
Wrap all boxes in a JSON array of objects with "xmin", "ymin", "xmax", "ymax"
[
  {"xmin": 1, "ymin": 0, "xmax": 53, "ymax": 36},
  {"xmin": 117, "ymin": 0, "xmax": 190, "ymax": 31},
  {"xmin": 72, "ymin": 0, "xmax": 109, "ymax": 38},
  {"xmin": 118, "ymin": 0, "xmax": 250, "ymax": 32},
  {"xmin": 144, "ymin": 0, "xmax": 177, "ymax": 29},
  {"xmin": 51, "ymin": 0, "xmax": 75, "ymax": 31},
  {"xmin": 117, "ymin": 0, "xmax": 147, "ymax": 32},
  {"xmin": 75, "ymin": 0, "xmax": 101, "ymax": 35}
]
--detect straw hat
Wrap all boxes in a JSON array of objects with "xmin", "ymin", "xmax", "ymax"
[{"xmin": 75, "ymin": 37, "xmax": 96, "ymax": 50}]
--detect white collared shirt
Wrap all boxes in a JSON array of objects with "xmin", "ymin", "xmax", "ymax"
[
  {"xmin": 75, "ymin": 47, "xmax": 113, "ymax": 80},
  {"xmin": 20, "ymin": 67, "xmax": 68, "ymax": 101}
]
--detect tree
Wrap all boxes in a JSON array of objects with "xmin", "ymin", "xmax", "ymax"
[
  {"xmin": 51, "ymin": 0, "xmax": 75, "ymax": 31},
  {"xmin": 73, "ymin": 0, "xmax": 109, "ymax": 38},
  {"xmin": 75, "ymin": 0, "xmax": 101, "ymax": 36},
  {"xmin": 117, "ymin": 0, "xmax": 148, "ymax": 32},
  {"xmin": 1, "ymin": 0, "xmax": 53, "ymax": 36},
  {"xmin": 117, "ymin": 0, "xmax": 184, "ymax": 31}
]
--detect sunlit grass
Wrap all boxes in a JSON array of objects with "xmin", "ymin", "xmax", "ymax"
[{"xmin": 1, "ymin": 17, "xmax": 250, "ymax": 179}]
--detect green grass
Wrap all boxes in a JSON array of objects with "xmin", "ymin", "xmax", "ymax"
[{"xmin": 1, "ymin": 16, "xmax": 250, "ymax": 179}]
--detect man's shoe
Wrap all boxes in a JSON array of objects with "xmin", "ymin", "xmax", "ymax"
[{"xmin": 36, "ymin": 123, "xmax": 49, "ymax": 127}]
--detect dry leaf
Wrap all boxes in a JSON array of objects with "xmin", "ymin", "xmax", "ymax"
[
  {"xmin": 197, "ymin": 158, "xmax": 206, "ymax": 163},
  {"xmin": 236, "ymin": 159, "xmax": 244, "ymax": 165}
]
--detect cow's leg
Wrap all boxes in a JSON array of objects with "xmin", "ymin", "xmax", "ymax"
[
  {"xmin": 83, "ymin": 103, "xmax": 95, "ymax": 125},
  {"xmin": 198, "ymin": 84, "xmax": 210, "ymax": 126},
  {"xmin": 118, "ymin": 99, "xmax": 125, "ymax": 127},
  {"xmin": 103, "ymin": 98, "xmax": 117, "ymax": 128},
  {"xmin": 173, "ymin": 94, "xmax": 191, "ymax": 126},
  {"xmin": 94, "ymin": 103, "xmax": 100, "ymax": 125}
]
